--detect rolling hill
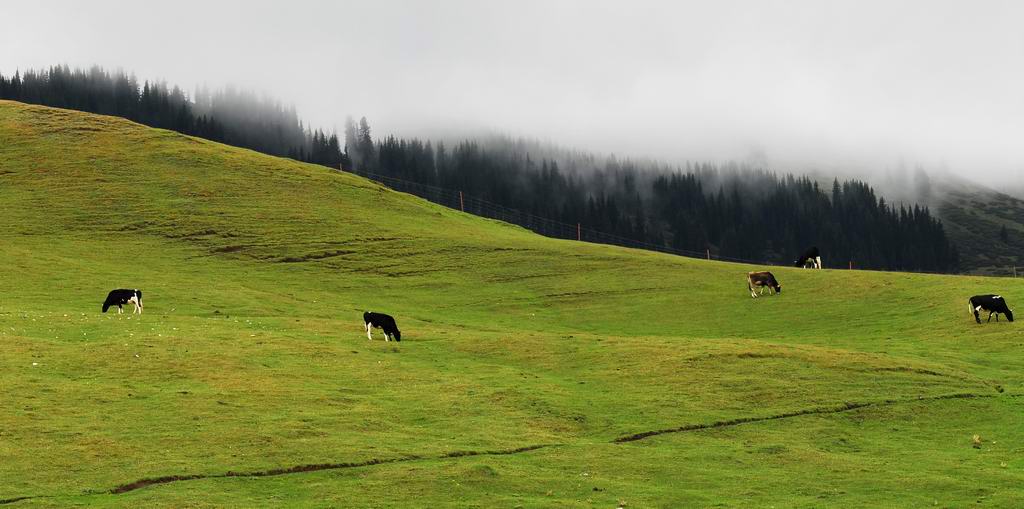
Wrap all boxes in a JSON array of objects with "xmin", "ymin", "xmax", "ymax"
[
  {"xmin": 1, "ymin": 100, "xmax": 1023, "ymax": 507},
  {"xmin": 935, "ymin": 180, "xmax": 1024, "ymax": 276}
]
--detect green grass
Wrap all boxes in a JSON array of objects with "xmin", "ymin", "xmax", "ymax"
[{"xmin": 1, "ymin": 100, "xmax": 1023, "ymax": 507}]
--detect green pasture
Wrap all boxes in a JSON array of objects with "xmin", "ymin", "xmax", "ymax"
[{"xmin": 1, "ymin": 101, "xmax": 1022, "ymax": 507}]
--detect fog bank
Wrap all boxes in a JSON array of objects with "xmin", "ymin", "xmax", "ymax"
[{"xmin": 3, "ymin": 0, "xmax": 1022, "ymax": 182}]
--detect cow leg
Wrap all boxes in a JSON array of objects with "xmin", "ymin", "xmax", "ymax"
[
  {"xmin": 816, "ymin": 256, "xmax": 822, "ymax": 269},
  {"xmin": 118, "ymin": 305, "xmax": 123, "ymax": 314},
  {"xmin": 974, "ymin": 306, "xmax": 982, "ymax": 324},
  {"xmin": 366, "ymin": 323, "xmax": 373, "ymax": 340},
  {"xmin": 996, "ymin": 313, "xmax": 1000, "ymax": 322},
  {"xmin": 988, "ymin": 311, "xmax": 994, "ymax": 323}
]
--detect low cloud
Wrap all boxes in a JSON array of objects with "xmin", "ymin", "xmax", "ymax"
[{"xmin": 3, "ymin": 0, "xmax": 1022, "ymax": 182}]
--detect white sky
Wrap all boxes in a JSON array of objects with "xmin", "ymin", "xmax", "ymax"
[{"xmin": 2, "ymin": 0, "xmax": 1023, "ymax": 179}]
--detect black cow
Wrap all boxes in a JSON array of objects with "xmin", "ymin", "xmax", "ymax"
[
  {"xmin": 969, "ymin": 295, "xmax": 1014, "ymax": 324},
  {"xmin": 747, "ymin": 271, "xmax": 782, "ymax": 298},
  {"xmin": 103, "ymin": 289, "xmax": 143, "ymax": 314},
  {"xmin": 794, "ymin": 247, "xmax": 822, "ymax": 269},
  {"xmin": 364, "ymin": 311, "xmax": 401, "ymax": 341}
]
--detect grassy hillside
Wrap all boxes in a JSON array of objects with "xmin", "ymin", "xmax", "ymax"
[
  {"xmin": 935, "ymin": 181, "xmax": 1024, "ymax": 276},
  {"xmin": 1, "ymin": 100, "xmax": 1023, "ymax": 508}
]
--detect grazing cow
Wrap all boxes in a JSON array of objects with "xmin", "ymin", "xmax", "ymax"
[
  {"xmin": 794, "ymin": 246, "xmax": 822, "ymax": 269},
  {"xmin": 364, "ymin": 311, "xmax": 401, "ymax": 341},
  {"xmin": 747, "ymin": 271, "xmax": 782, "ymax": 298},
  {"xmin": 969, "ymin": 294, "xmax": 1014, "ymax": 324},
  {"xmin": 102, "ymin": 289, "xmax": 143, "ymax": 314}
]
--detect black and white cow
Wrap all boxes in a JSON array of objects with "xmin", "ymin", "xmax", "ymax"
[
  {"xmin": 794, "ymin": 246, "xmax": 822, "ymax": 269},
  {"xmin": 747, "ymin": 271, "xmax": 782, "ymax": 298},
  {"xmin": 969, "ymin": 294, "xmax": 1014, "ymax": 324},
  {"xmin": 364, "ymin": 311, "xmax": 401, "ymax": 341},
  {"xmin": 103, "ymin": 289, "xmax": 143, "ymax": 314}
]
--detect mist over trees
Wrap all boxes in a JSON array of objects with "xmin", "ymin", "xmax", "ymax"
[
  {"xmin": 0, "ymin": 64, "xmax": 959, "ymax": 272},
  {"xmin": 353, "ymin": 131, "xmax": 959, "ymax": 272},
  {"xmin": 0, "ymin": 65, "xmax": 347, "ymax": 168}
]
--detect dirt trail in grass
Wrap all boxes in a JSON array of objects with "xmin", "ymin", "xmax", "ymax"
[
  {"xmin": 0, "ymin": 445, "xmax": 559, "ymax": 504},
  {"xmin": 3, "ymin": 391, "xmax": 1017, "ymax": 504},
  {"xmin": 108, "ymin": 444, "xmax": 555, "ymax": 495},
  {"xmin": 0, "ymin": 497, "xmax": 36, "ymax": 506},
  {"xmin": 611, "ymin": 391, "xmax": 1001, "ymax": 443}
]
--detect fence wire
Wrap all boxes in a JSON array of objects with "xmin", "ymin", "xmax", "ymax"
[{"xmin": 340, "ymin": 167, "xmax": 780, "ymax": 266}]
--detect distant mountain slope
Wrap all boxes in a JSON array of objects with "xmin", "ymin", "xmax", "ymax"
[
  {"xmin": 934, "ymin": 178, "xmax": 1024, "ymax": 275},
  {"xmin": 860, "ymin": 169, "xmax": 1023, "ymax": 275}
]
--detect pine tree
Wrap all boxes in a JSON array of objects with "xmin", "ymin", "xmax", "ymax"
[
  {"xmin": 344, "ymin": 116, "xmax": 359, "ymax": 168},
  {"xmin": 357, "ymin": 116, "xmax": 375, "ymax": 171}
]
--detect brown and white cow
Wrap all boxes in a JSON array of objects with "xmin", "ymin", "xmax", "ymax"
[{"xmin": 747, "ymin": 271, "xmax": 781, "ymax": 298}]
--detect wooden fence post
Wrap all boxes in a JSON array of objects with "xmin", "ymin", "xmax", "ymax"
[
  {"xmin": 577, "ymin": 223, "xmax": 581, "ymax": 241},
  {"xmin": 459, "ymin": 191, "xmax": 464, "ymax": 212}
]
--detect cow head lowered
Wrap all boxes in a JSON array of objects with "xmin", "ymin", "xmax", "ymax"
[
  {"xmin": 363, "ymin": 311, "xmax": 402, "ymax": 341},
  {"xmin": 794, "ymin": 247, "xmax": 822, "ymax": 269},
  {"xmin": 747, "ymin": 271, "xmax": 781, "ymax": 298},
  {"xmin": 102, "ymin": 289, "xmax": 143, "ymax": 314},
  {"xmin": 969, "ymin": 294, "xmax": 1014, "ymax": 323}
]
